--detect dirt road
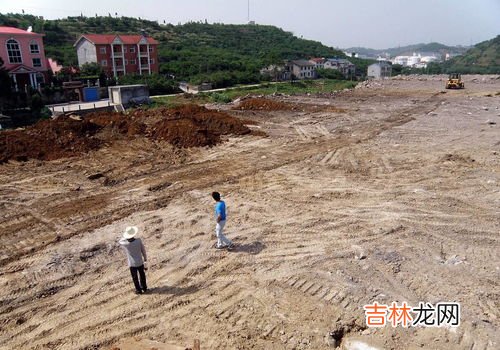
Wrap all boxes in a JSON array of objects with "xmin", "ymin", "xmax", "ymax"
[{"xmin": 0, "ymin": 75, "xmax": 498, "ymax": 349}]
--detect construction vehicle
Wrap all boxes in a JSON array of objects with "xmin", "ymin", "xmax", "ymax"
[{"xmin": 445, "ymin": 73, "xmax": 465, "ymax": 89}]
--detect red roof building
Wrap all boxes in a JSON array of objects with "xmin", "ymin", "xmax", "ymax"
[
  {"xmin": 74, "ymin": 34, "xmax": 159, "ymax": 78},
  {"xmin": 0, "ymin": 26, "xmax": 49, "ymax": 91}
]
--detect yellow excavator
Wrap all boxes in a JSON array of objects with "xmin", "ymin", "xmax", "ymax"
[{"xmin": 445, "ymin": 73, "xmax": 465, "ymax": 89}]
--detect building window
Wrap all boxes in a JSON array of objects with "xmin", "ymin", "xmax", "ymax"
[
  {"xmin": 125, "ymin": 59, "xmax": 128, "ymax": 65},
  {"xmin": 100, "ymin": 47, "xmax": 106, "ymax": 54},
  {"xmin": 101, "ymin": 60, "xmax": 107, "ymax": 66},
  {"xmin": 148, "ymin": 46, "xmax": 154, "ymax": 52},
  {"xmin": 30, "ymin": 41, "xmax": 40, "ymax": 54},
  {"xmin": 130, "ymin": 47, "xmax": 136, "ymax": 53},
  {"xmin": 130, "ymin": 59, "xmax": 136, "ymax": 65},
  {"xmin": 149, "ymin": 58, "xmax": 155, "ymax": 64},
  {"xmin": 6, "ymin": 39, "xmax": 22, "ymax": 64},
  {"xmin": 32, "ymin": 58, "xmax": 42, "ymax": 67}
]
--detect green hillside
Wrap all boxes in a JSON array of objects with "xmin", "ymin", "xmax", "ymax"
[
  {"xmin": 441, "ymin": 35, "xmax": 500, "ymax": 73},
  {"xmin": 0, "ymin": 13, "xmax": 348, "ymax": 85}
]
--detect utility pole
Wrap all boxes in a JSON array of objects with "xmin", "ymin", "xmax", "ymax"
[{"xmin": 248, "ymin": 0, "xmax": 250, "ymax": 23}]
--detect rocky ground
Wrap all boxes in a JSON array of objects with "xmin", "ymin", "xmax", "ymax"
[{"xmin": 0, "ymin": 75, "xmax": 498, "ymax": 350}]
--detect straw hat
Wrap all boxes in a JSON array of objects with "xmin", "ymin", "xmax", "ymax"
[{"xmin": 123, "ymin": 226, "xmax": 138, "ymax": 239}]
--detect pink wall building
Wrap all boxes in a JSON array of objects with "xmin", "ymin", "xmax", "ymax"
[{"xmin": 0, "ymin": 26, "xmax": 48, "ymax": 91}]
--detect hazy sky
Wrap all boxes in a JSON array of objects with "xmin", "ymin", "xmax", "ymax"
[{"xmin": 1, "ymin": 0, "xmax": 499, "ymax": 49}]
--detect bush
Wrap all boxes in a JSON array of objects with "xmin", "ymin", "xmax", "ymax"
[
  {"xmin": 316, "ymin": 68, "xmax": 345, "ymax": 80},
  {"xmin": 30, "ymin": 94, "xmax": 44, "ymax": 117},
  {"xmin": 210, "ymin": 93, "xmax": 232, "ymax": 103},
  {"xmin": 39, "ymin": 106, "xmax": 52, "ymax": 119},
  {"xmin": 117, "ymin": 74, "xmax": 180, "ymax": 95}
]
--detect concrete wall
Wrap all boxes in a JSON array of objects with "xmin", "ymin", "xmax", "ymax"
[
  {"xmin": 368, "ymin": 65, "xmax": 381, "ymax": 79},
  {"xmin": 368, "ymin": 64, "xmax": 391, "ymax": 79},
  {"xmin": 76, "ymin": 39, "xmax": 97, "ymax": 66},
  {"xmin": 108, "ymin": 85, "xmax": 150, "ymax": 105}
]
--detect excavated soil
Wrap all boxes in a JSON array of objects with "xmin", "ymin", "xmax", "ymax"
[
  {"xmin": 0, "ymin": 105, "xmax": 251, "ymax": 162},
  {"xmin": 149, "ymin": 105, "xmax": 250, "ymax": 148},
  {"xmin": 0, "ymin": 116, "xmax": 103, "ymax": 163},
  {"xmin": 0, "ymin": 75, "xmax": 499, "ymax": 350}
]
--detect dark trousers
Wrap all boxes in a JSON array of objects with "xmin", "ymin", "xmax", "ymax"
[{"xmin": 129, "ymin": 265, "xmax": 147, "ymax": 291}]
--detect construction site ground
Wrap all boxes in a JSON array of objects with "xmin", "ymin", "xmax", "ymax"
[{"xmin": 0, "ymin": 75, "xmax": 499, "ymax": 350}]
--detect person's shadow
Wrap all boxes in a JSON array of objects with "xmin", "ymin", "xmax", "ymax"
[
  {"xmin": 148, "ymin": 284, "xmax": 199, "ymax": 296},
  {"xmin": 229, "ymin": 241, "xmax": 265, "ymax": 255}
]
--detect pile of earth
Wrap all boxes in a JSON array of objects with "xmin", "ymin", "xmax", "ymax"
[
  {"xmin": 233, "ymin": 98, "xmax": 295, "ymax": 111},
  {"xmin": 149, "ymin": 105, "xmax": 251, "ymax": 148},
  {"xmin": 0, "ymin": 105, "xmax": 252, "ymax": 163},
  {"xmin": 0, "ymin": 116, "xmax": 103, "ymax": 163},
  {"xmin": 86, "ymin": 112, "xmax": 147, "ymax": 137}
]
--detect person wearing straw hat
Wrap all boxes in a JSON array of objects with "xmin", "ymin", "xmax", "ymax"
[{"xmin": 119, "ymin": 226, "xmax": 148, "ymax": 294}]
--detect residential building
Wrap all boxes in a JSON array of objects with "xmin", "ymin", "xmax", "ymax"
[
  {"xmin": 0, "ymin": 26, "xmax": 49, "ymax": 91},
  {"xmin": 288, "ymin": 60, "xmax": 317, "ymax": 79},
  {"xmin": 74, "ymin": 34, "xmax": 159, "ymax": 78},
  {"xmin": 367, "ymin": 61, "xmax": 392, "ymax": 79},
  {"xmin": 324, "ymin": 58, "xmax": 356, "ymax": 78},
  {"xmin": 309, "ymin": 57, "xmax": 326, "ymax": 69},
  {"xmin": 260, "ymin": 63, "xmax": 291, "ymax": 81}
]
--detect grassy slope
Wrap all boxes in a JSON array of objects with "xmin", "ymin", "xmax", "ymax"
[
  {"xmin": 439, "ymin": 35, "xmax": 500, "ymax": 74},
  {"xmin": 0, "ymin": 13, "xmax": 352, "ymax": 82},
  {"xmin": 151, "ymin": 79, "xmax": 357, "ymax": 107}
]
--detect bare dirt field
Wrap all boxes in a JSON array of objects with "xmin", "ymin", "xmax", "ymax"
[{"xmin": 0, "ymin": 75, "xmax": 499, "ymax": 350}]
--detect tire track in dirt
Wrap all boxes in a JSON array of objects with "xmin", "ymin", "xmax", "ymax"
[{"xmin": 4, "ymin": 90, "xmax": 470, "ymax": 349}]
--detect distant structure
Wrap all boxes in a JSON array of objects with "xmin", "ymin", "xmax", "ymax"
[
  {"xmin": 309, "ymin": 57, "xmax": 356, "ymax": 78},
  {"xmin": 74, "ymin": 34, "xmax": 159, "ymax": 78},
  {"xmin": 260, "ymin": 63, "xmax": 291, "ymax": 81},
  {"xmin": 0, "ymin": 26, "xmax": 49, "ymax": 91},
  {"xmin": 309, "ymin": 57, "xmax": 326, "ymax": 69},
  {"xmin": 288, "ymin": 60, "xmax": 317, "ymax": 79},
  {"xmin": 392, "ymin": 53, "xmax": 439, "ymax": 68},
  {"xmin": 367, "ymin": 61, "xmax": 392, "ymax": 79},
  {"xmin": 324, "ymin": 58, "xmax": 356, "ymax": 78}
]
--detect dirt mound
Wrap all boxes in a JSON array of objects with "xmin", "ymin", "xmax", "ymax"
[
  {"xmin": 86, "ymin": 112, "xmax": 147, "ymax": 137},
  {"xmin": 0, "ymin": 116, "xmax": 103, "ymax": 163},
  {"xmin": 0, "ymin": 112, "xmax": 147, "ymax": 163},
  {"xmin": 150, "ymin": 105, "xmax": 250, "ymax": 148},
  {"xmin": 233, "ymin": 98, "xmax": 295, "ymax": 111},
  {"xmin": 0, "ymin": 106, "xmax": 254, "ymax": 163}
]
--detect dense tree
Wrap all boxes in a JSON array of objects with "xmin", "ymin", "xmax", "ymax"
[
  {"xmin": 316, "ymin": 68, "xmax": 345, "ymax": 80},
  {"xmin": 117, "ymin": 74, "xmax": 179, "ymax": 95},
  {"xmin": 80, "ymin": 62, "xmax": 103, "ymax": 76}
]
